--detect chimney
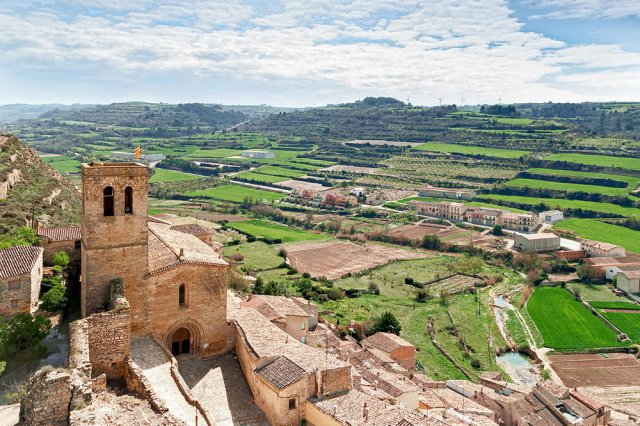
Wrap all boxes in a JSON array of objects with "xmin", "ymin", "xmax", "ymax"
[
  {"xmin": 363, "ymin": 402, "xmax": 369, "ymax": 422},
  {"xmin": 179, "ymin": 248, "xmax": 184, "ymax": 258}
]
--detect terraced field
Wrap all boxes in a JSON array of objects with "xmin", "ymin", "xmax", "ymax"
[
  {"xmin": 228, "ymin": 219, "xmax": 329, "ymax": 243},
  {"xmin": 545, "ymin": 153, "xmax": 640, "ymax": 171},
  {"xmin": 414, "ymin": 142, "xmax": 530, "ymax": 158},
  {"xmin": 481, "ymin": 194, "xmax": 640, "ymax": 217},
  {"xmin": 526, "ymin": 168, "xmax": 639, "ymax": 189},
  {"xmin": 553, "ymin": 218, "xmax": 640, "ymax": 253},
  {"xmin": 186, "ymin": 184, "xmax": 285, "ymax": 203},
  {"xmin": 505, "ymin": 178, "xmax": 630, "ymax": 196},
  {"xmin": 149, "ymin": 168, "xmax": 200, "ymax": 183}
]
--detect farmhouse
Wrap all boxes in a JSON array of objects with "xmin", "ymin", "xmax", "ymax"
[
  {"xmin": 0, "ymin": 246, "xmax": 43, "ymax": 317},
  {"xmin": 617, "ymin": 270, "xmax": 640, "ymax": 293},
  {"xmin": 539, "ymin": 210, "xmax": 564, "ymax": 224},
  {"xmin": 581, "ymin": 240, "xmax": 626, "ymax": 258},
  {"xmin": 584, "ymin": 256, "xmax": 640, "ymax": 279},
  {"xmin": 496, "ymin": 211, "xmax": 538, "ymax": 233},
  {"xmin": 361, "ymin": 332, "xmax": 416, "ymax": 373},
  {"xmin": 554, "ymin": 250, "xmax": 586, "ymax": 261},
  {"xmin": 242, "ymin": 149, "xmax": 275, "ymax": 159},
  {"xmin": 419, "ymin": 187, "xmax": 476, "ymax": 200},
  {"xmin": 241, "ymin": 294, "xmax": 311, "ymax": 343},
  {"xmin": 37, "ymin": 225, "xmax": 82, "ymax": 267},
  {"xmin": 514, "ymin": 233, "xmax": 561, "ymax": 252}
]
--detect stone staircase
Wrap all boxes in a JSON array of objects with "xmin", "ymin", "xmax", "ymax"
[{"xmin": 131, "ymin": 337, "xmax": 200, "ymax": 426}]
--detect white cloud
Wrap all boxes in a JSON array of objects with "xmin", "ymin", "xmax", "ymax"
[
  {"xmin": 0, "ymin": 0, "xmax": 638, "ymax": 104},
  {"xmin": 523, "ymin": 0, "xmax": 640, "ymax": 19}
]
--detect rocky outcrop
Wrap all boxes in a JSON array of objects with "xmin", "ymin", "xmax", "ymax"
[{"xmin": 0, "ymin": 168, "xmax": 20, "ymax": 199}]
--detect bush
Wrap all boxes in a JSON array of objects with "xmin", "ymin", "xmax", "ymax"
[
  {"xmin": 492, "ymin": 225, "xmax": 504, "ymax": 236},
  {"xmin": 326, "ymin": 287, "xmax": 344, "ymax": 301},
  {"xmin": 40, "ymin": 283, "xmax": 68, "ymax": 312},
  {"xmin": 51, "ymin": 265, "xmax": 64, "ymax": 276},
  {"xmin": 368, "ymin": 282, "xmax": 380, "ymax": 295},
  {"xmin": 51, "ymin": 251, "xmax": 70, "ymax": 269},
  {"xmin": 229, "ymin": 253, "xmax": 245, "ymax": 262},
  {"xmin": 471, "ymin": 359, "xmax": 481, "ymax": 369},
  {"xmin": 370, "ymin": 311, "xmax": 401, "ymax": 335},
  {"xmin": 404, "ymin": 277, "xmax": 414, "ymax": 285},
  {"xmin": 0, "ymin": 313, "xmax": 52, "ymax": 355}
]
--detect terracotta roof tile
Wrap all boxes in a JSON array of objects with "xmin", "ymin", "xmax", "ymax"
[
  {"xmin": 363, "ymin": 332, "xmax": 414, "ymax": 353},
  {"xmin": 37, "ymin": 226, "xmax": 81, "ymax": 242},
  {"xmin": 0, "ymin": 246, "xmax": 43, "ymax": 279},
  {"xmin": 169, "ymin": 223, "xmax": 215, "ymax": 236},
  {"xmin": 241, "ymin": 296, "xmax": 282, "ymax": 321},
  {"xmin": 256, "ymin": 356, "xmax": 306, "ymax": 389}
]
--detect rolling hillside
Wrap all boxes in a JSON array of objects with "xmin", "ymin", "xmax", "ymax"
[{"xmin": 0, "ymin": 134, "xmax": 80, "ymax": 232}]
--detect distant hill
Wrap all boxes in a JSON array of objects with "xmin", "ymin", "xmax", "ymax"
[
  {"xmin": 0, "ymin": 135, "xmax": 80, "ymax": 232},
  {"xmin": 0, "ymin": 104, "xmax": 84, "ymax": 125}
]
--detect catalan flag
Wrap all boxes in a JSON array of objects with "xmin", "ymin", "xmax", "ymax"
[{"xmin": 134, "ymin": 145, "xmax": 141, "ymax": 160}]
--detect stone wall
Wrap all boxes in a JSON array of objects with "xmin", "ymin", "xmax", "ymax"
[
  {"xmin": 87, "ymin": 308, "xmax": 131, "ymax": 378},
  {"xmin": 20, "ymin": 368, "xmax": 72, "ymax": 426},
  {"xmin": 42, "ymin": 239, "xmax": 80, "ymax": 270}
]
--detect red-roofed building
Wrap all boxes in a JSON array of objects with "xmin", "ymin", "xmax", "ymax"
[
  {"xmin": 241, "ymin": 295, "xmax": 310, "ymax": 343},
  {"xmin": 362, "ymin": 332, "xmax": 416, "ymax": 373},
  {"xmin": 37, "ymin": 226, "xmax": 81, "ymax": 268},
  {"xmin": 0, "ymin": 246, "xmax": 43, "ymax": 317}
]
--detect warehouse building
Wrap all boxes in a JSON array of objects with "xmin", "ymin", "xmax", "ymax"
[{"xmin": 514, "ymin": 233, "xmax": 561, "ymax": 252}]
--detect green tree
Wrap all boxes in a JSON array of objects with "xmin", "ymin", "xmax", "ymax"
[
  {"xmin": 370, "ymin": 311, "xmax": 401, "ymax": 335},
  {"xmin": 51, "ymin": 251, "xmax": 70, "ymax": 269},
  {"xmin": 40, "ymin": 282, "xmax": 68, "ymax": 312},
  {"xmin": 2, "ymin": 314, "xmax": 52, "ymax": 354},
  {"xmin": 492, "ymin": 225, "xmax": 503, "ymax": 236}
]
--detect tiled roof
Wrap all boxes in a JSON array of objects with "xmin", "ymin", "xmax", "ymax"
[
  {"xmin": 256, "ymin": 295, "xmax": 309, "ymax": 317},
  {"xmin": 256, "ymin": 356, "xmax": 306, "ymax": 389},
  {"xmin": 620, "ymin": 271, "xmax": 640, "ymax": 279},
  {"xmin": 241, "ymin": 296, "xmax": 282, "ymax": 322},
  {"xmin": 0, "ymin": 246, "xmax": 43, "ymax": 279},
  {"xmin": 581, "ymin": 240, "xmax": 623, "ymax": 251},
  {"xmin": 363, "ymin": 332, "xmax": 414, "ymax": 353},
  {"xmin": 170, "ymin": 223, "xmax": 215, "ymax": 236},
  {"xmin": 147, "ymin": 222, "xmax": 226, "ymax": 275},
  {"xmin": 38, "ymin": 226, "xmax": 81, "ymax": 242}
]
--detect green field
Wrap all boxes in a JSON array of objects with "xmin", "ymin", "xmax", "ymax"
[
  {"xmin": 254, "ymin": 165, "xmax": 305, "ymax": 178},
  {"xmin": 414, "ymin": 142, "xmax": 530, "ymax": 159},
  {"xmin": 598, "ymin": 311, "xmax": 640, "ymax": 342},
  {"xmin": 223, "ymin": 241, "xmax": 283, "ymax": 272},
  {"xmin": 149, "ymin": 168, "xmax": 200, "ymax": 183},
  {"xmin": 527, "ymin": 168, "xmax": 639, "ymax": 188},
  {"xmin": 187, "ymin": 148, "xmax": 243, "ymax": 158},
  {"xmin": 554, "ymin": 218, "xmax": 640, "ymax": 253},
  {"xmin": 41, "ymin": 156, "xmax": 82, "ymax": 174},
  {"xmin": 506, "ymin": 178, "xmax": 629, "ymax": 196},
  {"xmin": 481, "ymin": 194, "xmax": 640, "ymax": 217},
  {"xmin": 565, "ymin": 283, "xmax": 626, "ymax": 302},
  {"xmin": 545, "ymin": 153, "xmax": 640, "ymax": 171},
  {"xmin": 290, "ymin": 158, "xmax": 335, "ymax": 167},
  {"xmin": 228, "ymin": 219, "xmax": 329, "ymax": 243},
  {"xmin": 187, "ymin": 184, "xmax": 285, "ymax": 203},
  {"xmin": 527, "ymin": 287, "xmax": 626, "ymax": 350},
  {"xmin": 234, "ymin": 171, "xmax": 288, "ymax": 183}
]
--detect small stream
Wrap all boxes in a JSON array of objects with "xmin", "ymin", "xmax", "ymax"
[{"xmin": 497, "ymin": 351, "xmax": 539, "ymax": 387}]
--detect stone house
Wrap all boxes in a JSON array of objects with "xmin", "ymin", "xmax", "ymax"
[
  {"xmin": 291, "ymin": 296, "xmax": 319, "ymax": 330},
  {"xmin": 617, "ymin": 270, "xmax": 640, "ymax": 293},
  {"xmin": 0, "ymin": 246, "xmax": 43, "ymax": 317},
  {"xmin": 362, "ymin": 332, "xmax": 416, "ymax": 373},
  {"xmin": 581, "ymin": 240, "xmax": 626, "ymax": 258},
  {"xmin": 80, "ymin": 162, "xmax": 229, "ymax": 357},
  {"xmin": 230, "ymin": 305, "xmax": 351, "ymax": 426},
  {"xmin": 37, "ymin": 226, "xmax": 82, "ymax": 268},
  {"xmin": 241, "ymin": 295, "xmax": 310, "ymax": 343}
]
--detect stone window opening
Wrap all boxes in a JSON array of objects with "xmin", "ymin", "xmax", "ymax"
[
  {"xmin": 288, "ymin": 398, "xmax": 297, "ymax": 410},
  {"xmin": 124, "ymin": 186, "xmax": 133, "ymax": 214},
  {"xmin": 179, "ymin": 284, "xmax": 186, "ymax": 307},
  {"xmin": 103, "ymin": 186, "xmax": 114, "ymax": 216},
  {"xmin": 75, "ymin": 240, "xmax": 81, "ymax": 250},
  {"xmin": 300, "ymin": 322, "xmax": 305, "ymax": 330}
]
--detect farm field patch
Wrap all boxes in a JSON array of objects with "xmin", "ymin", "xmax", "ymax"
[
  {"xmin": 149, "ymin": 168, "xmax": 200, "ymax": 183},
  {"xmin": 482, "ymin": 194, "xmax": 640, "ymax": 217},
  {"xmin": 527, "ymin": 287, "xmax": 626, "ymax": 350},
  {"xmin": 527, "ymin": 168, "xmax": 639, "ymax": 188},
  {"xmin": 253, "ymin": 165, "xmax": 305, "ymax": 178},
  {"xmin": 186, "ymin": 148, "xmax": 243, "ymax": 158},
  {"xmin": 545, "ymin": 153, "xmax": 640, "ymax": 171},
  {"xmin": 186, "ymin": 184, "xmax": 285, "ymax": 203},
  {"xmin": 234, "ymin": 171, "xmax": 288, "ymax": 183},
  {"xmin": 599, "ymin": 312, "xmax": 640, "ymax": 342},
  {"xmin": 565, "ymin": 283, "xmax": 627, "ymax": 302},
  {"xmin": 554, "ymin": 218, "xmax": 640, "ymax": 253},
  {"xmin": 42, "ymin": 156, "xmax": 82, "ymax": 174},
  {"xmin": 284, "ymin": 241, "xmax": 430, "ymax": 281},
  {"xmin": 506, "ymin": 178, "xmax": 629, "ymax": 196},
  {"xmin": 548, "ymin": 353, "xmax": 640, "ymax": 387},
  {"xmin": 414, "ymin": 142, "xmax": 530, "ymax": 158},
  {"xmin": 228, "ymin": 219, "xmax": 328, "ymax": 243},
  {"xmin": 223, "ymin": 241, "xmax": 283, "ymax": 272}
]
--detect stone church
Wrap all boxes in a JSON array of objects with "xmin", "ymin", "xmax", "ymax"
[{"xmin": 80, "ymin": 162, "xmax": 228, "ymax": 357}]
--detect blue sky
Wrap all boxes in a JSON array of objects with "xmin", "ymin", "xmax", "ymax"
[{"xmin": 1, "ymin": 0, "xmax": 639, "ymax": 106}]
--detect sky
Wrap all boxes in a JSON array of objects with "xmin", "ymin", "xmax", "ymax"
[{"xmin": 1, "ymin": 0, "xmax": 640, "ymax": 107}]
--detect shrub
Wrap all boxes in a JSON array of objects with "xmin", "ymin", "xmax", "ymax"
[
  {"xmin": 471, "ymin": 359, "xmax": 481, "ymax": 369},
  {"xmin": 1, "ymin": 313, "xmax": 52, "ymax": 355},
  {"xmin": 404, "ymin": 277, "xmax": 414, "ymax": 285},
  {"xmin": 326, "ymin": 287, "xmax": 344, "ymax": 301},
  {"xmin": 40, "ymin": 284, "xmax": 68, "ymax": 312},
  {"xmin": 302, "ymin": 272, "xmax": 311, "ymax": 279},
  {"xmin": 370, "ymin": 311, "xmax": 401, "ymax": 335},
  {"xmin": 246, "ymin": 235, "xmax": 257, "ymax": 242},
  {"xmin": 541, "ymin": 368, "xmax": 552, "ymax": 381},
  {"xmin": 368, "ymin": 282, "xmax": 380, "ymax": 295},
  {"xmin": 492, "ymin": 225, "xmax": 504, "ymax": 236},
  {"xmin": 51, "ymin": 251, "xmax": 70, "ymax": 269},
  {"xmin": 229, "ymin": 253, "xmax": 245, "ymax": 262},
  {"xmin": 51, "ymin": 265, "xmax": 64, "ymax": 276}
]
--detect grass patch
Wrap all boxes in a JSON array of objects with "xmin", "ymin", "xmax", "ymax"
[
  {"xmin": 228, "ymin": 219, "xmax": 329, "ymax": 243},
  {"xmin": 527, "ymin": 168, "xmax": 639, "ymax": 188},
  {"xmin": 187, "ymin": 148, "xmax": 243, "ymax": 158},
  {"xmin": 590, "ymin": 301, "xmax": 640, "ymax": 310},
  {"xmin": 554, "ymin": 218, "xmax": 640, "ymax": 253},
  {"xmin": 253, "ymin": 165, "xmax": 305, "ymax": 178},
  {"xmin": 506, "ymin": 310, "xmax": 529, "ymax": 348},
  {"xmin": 223, "ymin": 241, "xmax": 283, "ymax": 272},
  {"xmin": 45, "ymin": 159, "xmax": 82, "ymax": 174},
  {"xmin": 545, "ymin": 153, "xmax": 640, "ymax": 171},
  {"xmin": 414, "ymin": 142, "xmax": 530, "ymax": 159},
  {"xmin": 565, "ymin": 283, "xmax": 625, "ymax": 302},
  {"xmin": 482, "ymin": 194, "xmax": 640, "ymax": 217},
  {"xmin": 598, "ymin": 312, "xmax": 640, "ymax": 343},
  {"xmin": 149, "ymin": 168, "xmax": 200, "ymax": 183},
  {"xmin": 506, "ymin": 178, "xmax": 629, "ymax": 196},
  {"xmin": 187, "ymin": 184, "xmax": 285, "ymax": 203},
  {"xmin": 527, "ymin": 287, "xmax": 625, "ymax": 350},
  {"xmin": 235, "ymin": 171, "xmax": 289, "ymax": 183}
]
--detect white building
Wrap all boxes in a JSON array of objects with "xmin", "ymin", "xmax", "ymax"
[
  {"xmin": 539, "ymin": 210, "xmax": 564, "ymax": 224},
  {"xmin": 617, "ymin": 271, "xmax": 640, "ymax": 293},
  {"xmin": 242, "ymin": 150, "xmax": 275, "ymax": 159},
  {"xmin": 514, "ymin": 233, "xmax": 561, "ymax": 252},
  {"xmin": 350, "ymin": 187, "xmax": 365, "ymax": 197},
  {"xmin": 581, "ymin": 240, "xmax": 626, "ymax": 258}
]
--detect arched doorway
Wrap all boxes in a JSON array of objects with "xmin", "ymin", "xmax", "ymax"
[{"xmin": 171, "ymin": 327, "xmax": 191, "ymax": 356}]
